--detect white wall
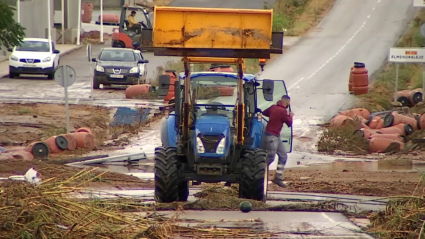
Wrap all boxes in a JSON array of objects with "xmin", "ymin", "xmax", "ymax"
[{"xmin": 20, "ymin": 0, "xmax": 54, "ymax": 38}]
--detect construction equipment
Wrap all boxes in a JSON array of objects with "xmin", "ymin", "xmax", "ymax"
[
  {"xmin": 111, "ymin": 5, "xmax": 153, "ymax": 50},
  {"xmin": 152, "ymin": 6, "xmax": 291, "ymax": 203}
]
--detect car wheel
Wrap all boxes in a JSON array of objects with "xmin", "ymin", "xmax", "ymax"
[
  {"xmin": 47, "ymin": 72, "xmax": 54, "ymax": 79},
  {"xmin": 114, "ymin": 41, "xmax": 125, "ymax": 48},
  {"xmin": 93, "ymin": 79, "xmax": 100, "ymax": 89},
  {"xmin": 9, "ymin": 71, "xmax": 16, "ymax": 78}
]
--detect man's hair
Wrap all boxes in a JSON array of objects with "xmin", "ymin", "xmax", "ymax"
[
  {"xmin": 131, "ymin": 11, "xmax": 136, "ymax": 14},
  {"xmin": 281, "ymin": 95, "xmax": 290, "ymax": 100}
]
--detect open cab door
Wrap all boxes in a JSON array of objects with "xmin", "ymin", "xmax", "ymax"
[{"xmin": 257, "ymin": 80, "xmax": 293, "ymax": 153}]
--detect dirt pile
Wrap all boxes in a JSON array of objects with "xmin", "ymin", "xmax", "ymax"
[{"xmin": 155, "ymin": 184, "xmax": 267, "ymax": 211}]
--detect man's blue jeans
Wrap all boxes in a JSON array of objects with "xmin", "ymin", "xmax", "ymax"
[{"xmin": 262, "ymin": 132, "xmax": 288, "ymax": 181}]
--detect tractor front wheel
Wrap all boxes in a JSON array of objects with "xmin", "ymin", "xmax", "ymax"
[
  {"xmin": 154, "ymin": 146, "xmax": 189, "ymax": 202},
  {"xmin": 239, "ymin": 148, "xmax": 268, "ymax": 202}
]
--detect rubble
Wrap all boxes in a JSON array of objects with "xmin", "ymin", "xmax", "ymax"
[{"xmin": 319, "ymin": 107, "xmax": 425, "ymax": 155}]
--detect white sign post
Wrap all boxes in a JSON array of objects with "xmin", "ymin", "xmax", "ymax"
[
  {"xmin": 87, "ymin": 44, "xmax": 94, "ymax": 104},
  {"xmin": 388, "ymin": 48, "xmax": 425, "ymax": 102},
  {"xmin": 54, "ymin": 65, "xmax": 77, "ymax": 133},
  {"xmin": 414, "ymin": 0, "xmax": 425, "ymax": 101},
  {"xmin": 100, "ymin": 0, "xmax": 104, "ymax": 43}
]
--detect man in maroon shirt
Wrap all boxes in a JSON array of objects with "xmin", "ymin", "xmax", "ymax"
[{"xmin": 261, "ymin": 95, "xmax": 293, "ymax": 188}]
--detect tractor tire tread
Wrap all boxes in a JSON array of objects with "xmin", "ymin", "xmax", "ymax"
[
  {"xmin": 154, "ymin": 146, "xmax": 188, "ymax": 203},
  {"xmin": 239, "ymin": 148, "xmax": 267, "ymax": 202}
]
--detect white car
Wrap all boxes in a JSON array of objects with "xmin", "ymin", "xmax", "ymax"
[
  {"xmin": 8, "ymin": 38, "xmax": 60, "ymax": 79},
  {"xmin": 133, "ymin": 49, "xmax": 148, "ymax": 84}
]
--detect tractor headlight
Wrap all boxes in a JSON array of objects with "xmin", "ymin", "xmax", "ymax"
[
  {"xmin": 196, "ymin": 137, "xmax": 205, "ymax": 153},
  {"xmin": 96, "ymin": 65, "xmax": 104, "ymax": 72},
  {"xmin": 216, "ymin": 138, "xmax": 226, "ymax": 154},
  {"xmin": 129, "ymin": 66, "xmax": 139, "ymax": 74}
]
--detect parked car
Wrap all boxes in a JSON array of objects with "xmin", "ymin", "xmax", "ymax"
[
  {"xmin": 8, "ymin": 38, "xmax": 60, "ymax": 79},
  {"xmin": 133, "ymin": 49, "xmax": 148, "ymax": 84},
  {"xmin": 91, "ymin": 48, "xmax": 149, "ymax": 89}
]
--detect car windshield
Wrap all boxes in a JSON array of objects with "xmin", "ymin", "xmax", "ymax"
[
  {"xmin": 15, "ymin": 41, "xmax": 50, "ymax": 52},
  {"xmin": 99, "ymin": 50, "xmax": 136, "ymax": 62}
]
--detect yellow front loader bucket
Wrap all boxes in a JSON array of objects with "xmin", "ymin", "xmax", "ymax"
[{"xmin": 153, "ymin": 6, "xmax": 276, "ymax": 58}]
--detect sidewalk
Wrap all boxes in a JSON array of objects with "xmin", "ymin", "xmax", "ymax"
[{"xmin": 0, "ymin": 44, "xmax": 84, "ymax": 78}]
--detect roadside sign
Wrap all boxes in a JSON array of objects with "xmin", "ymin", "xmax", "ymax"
[
  {"xmin": 388, "ymin": 47, "xmax": 425, "ymax": 105},
  {"xmin": 54, "ymin": 65, "xmax": 76, "ymax": 134},
  {"xmin": 54, "ymin": 65, "xmax": 76, "ymax": 87},
  {"xmin": 388, "ymin": 48, "xmax": 425, "ymax": 63},
  {"xmin": 413, "ymin": 0, "xmax": 425, "ymax": 7}
]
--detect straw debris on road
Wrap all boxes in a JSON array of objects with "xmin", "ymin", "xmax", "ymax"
[
  {"xmin": 0, "ymin": 170, "xmax": 169, "ymax": 239},
  {"xmin": 0, "ymin": 170, "xmax": 264, "ymax": 239},
  {"xmin": 367, "ymin": 175, "xmax": 425, "ymax": 239}
]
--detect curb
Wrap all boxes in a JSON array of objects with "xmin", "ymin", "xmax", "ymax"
[{"xmin": 0, "ymin": 45, "xmax": 85, "ymax": 79}]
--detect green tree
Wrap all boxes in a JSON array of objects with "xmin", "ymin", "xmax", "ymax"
[{"xmin": 0, "ymin": 0, "xmax": 26, "ymax": 48}]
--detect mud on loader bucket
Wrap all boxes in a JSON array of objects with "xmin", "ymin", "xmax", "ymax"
[{"xmin": 151, "ymin": 6, "xmax": 284, "ymax": 203}]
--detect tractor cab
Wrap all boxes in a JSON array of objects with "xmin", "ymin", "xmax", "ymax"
[{"xmin": 111, "ymin": 5, "xmax": 153, "ymax": 50}]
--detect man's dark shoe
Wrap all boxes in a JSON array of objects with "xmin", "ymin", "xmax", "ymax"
[{"xmin": 272, "ymin": 178, "xmax": 287, "ymax": 188}]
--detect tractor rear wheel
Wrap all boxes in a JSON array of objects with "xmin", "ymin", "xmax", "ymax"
[
  {"xmin": 154, "ymin": 146, "xmax": 188, "ymax": 202},
  {"xmin": 239, "ymin": 148, "xmax": 268, "ymax": 202}
]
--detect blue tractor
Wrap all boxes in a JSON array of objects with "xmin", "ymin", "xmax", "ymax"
[{"xmin": 154, "ymin": 58, "xmax": 293, "ymax": 203}]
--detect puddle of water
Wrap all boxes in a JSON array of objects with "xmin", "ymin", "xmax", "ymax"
[{"xmin": 296, "ymin": 160, "xmax": 425, "ymax": 172}]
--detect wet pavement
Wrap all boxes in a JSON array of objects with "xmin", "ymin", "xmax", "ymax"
[{"xmin": 139, "ymin": 210, "xmax": 374, "ymax": 238}]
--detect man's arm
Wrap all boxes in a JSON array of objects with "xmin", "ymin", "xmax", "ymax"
[
  {"xmin": 282, "ymin": 111, "xmax": 293, "ymax": 127},
  {"xmin": 262, "ymin": 106, "xmax": 272, "ymax": 117}
]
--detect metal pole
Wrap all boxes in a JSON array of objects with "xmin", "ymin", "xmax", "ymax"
[
  {"xmin": 90, "ymin": 63, "xmax": 94, "ymax": 104},
  {"xmin": 77, "ymin": 0, "xmax": 82, "ymax": 45},
  {"xmin": 394, "ymin": 63, "xmax": 399, "ymax": 102},
  {"xmin": 100, "ymin": 0, "xmax": 104, "ymax": 43},
  {"xmin": 422, "ymin": 64, "xmax": 425, "ymax": 101},
  {"xmin": 17, "ymin": 0, "xmax": 20, "ymax": 23},
  {"xmin": 61, "ymin": 0, "xmax": 65, "ymax": 44},
  {"xmin": 64, "ymin": 66, "xmax": 71, "ymax": 133},
  {"xmin": 47, "ymin": 0, "xmax": 52, "ymax": 42}
]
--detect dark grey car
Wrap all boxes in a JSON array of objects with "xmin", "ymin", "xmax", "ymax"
[{"xmin": 91, "ymin": 48, "xmax": 149, "ymax": 89}]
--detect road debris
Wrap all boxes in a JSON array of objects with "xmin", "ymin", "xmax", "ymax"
[
  {"xmin": 366, "ymin": 175, "xmax": 425, "ymax": 239},
  {"xmin": 318, "ymin": 107, "xmax": 425, "ymax": 155},
  {"xmin": 0, "ymin": 170, "xmax": 284, "ymax": 238},
  {"xmin": 66, "ymin": 152, "xmax": 147, "ymax": 165}
]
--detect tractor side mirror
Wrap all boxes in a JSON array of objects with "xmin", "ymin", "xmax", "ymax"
[
  {"xmin": 157, "ymin": 74, "xmax": 171, "ymax": 96},
  {"xmin": 91, "ymin": 58, "xmax": 97, "ymax": 62},
  {"xmin": 262, "ymin": 80, "xmax": 274, "ymax": 101}
]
